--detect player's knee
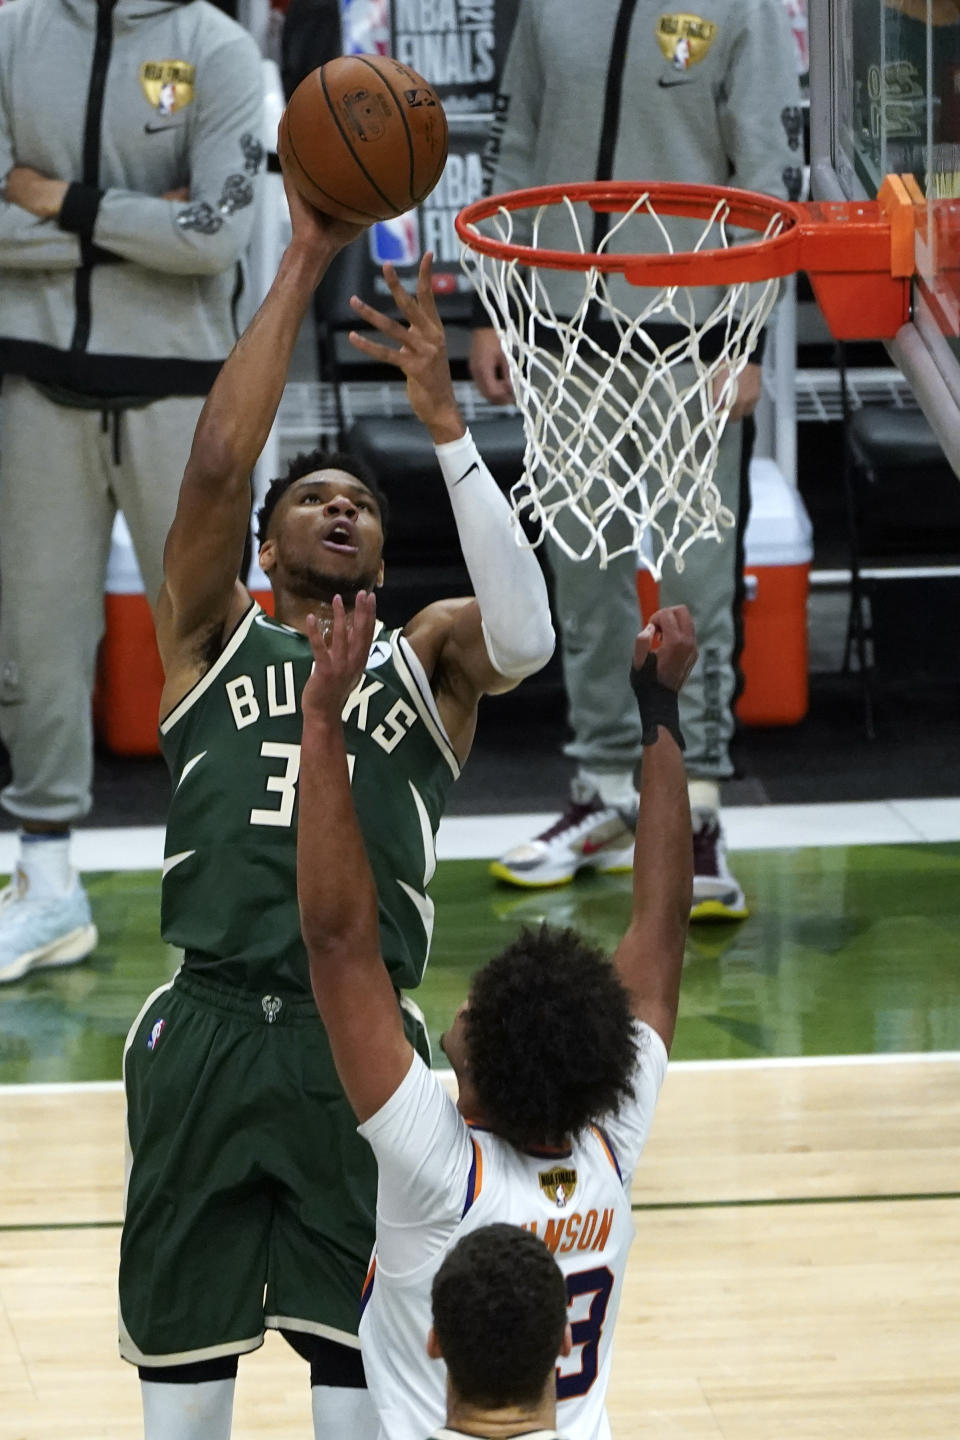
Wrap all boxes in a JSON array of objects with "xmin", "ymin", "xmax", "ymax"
[
  {"xmin": 280, "ymin": 1328, "xmax": 367, "ymax": 1388},
  {"xmin": 138, "ymin": 1355, "xmax": 240, "ymax": 1384}
]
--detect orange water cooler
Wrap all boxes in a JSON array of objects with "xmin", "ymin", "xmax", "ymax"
[
  {"xmin": 93, "ymin": 516, "xmax": 164, "ymax": 756},
  {"xmin": 637, "ymin": 457, "xmax": 813, "ymax": 726},
  {"xmin": 94, "ymin": 519, "xmax": 273, "ymax": 756}
]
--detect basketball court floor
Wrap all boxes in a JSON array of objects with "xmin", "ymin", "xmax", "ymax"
[{"xmin": 1, "ymin": 751, "xmax": 958, "ymax": 1436}]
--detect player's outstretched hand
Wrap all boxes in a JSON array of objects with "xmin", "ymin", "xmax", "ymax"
[
  {"xmin": 630, "ymin": 607, "xmax": 697, "ymax": 751},
  {"xmin": 346, "ymin": 253, "xmax": 464, "ymax": 445},
  {"xmin": 632, "ymin": 605, "xmax": 698, "ymax": 691},
  {"xmin": 302, "ymin": 592, "xmax": 377, "ymax": 721},
  {"xmin": 280, "ymin": 165, "xmax": 367, "ymax": 262}
]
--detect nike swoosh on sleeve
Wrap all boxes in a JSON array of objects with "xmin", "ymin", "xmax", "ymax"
[{"xmin": 454, "ymin": 462, "xmax": 480, "ymax": 486}]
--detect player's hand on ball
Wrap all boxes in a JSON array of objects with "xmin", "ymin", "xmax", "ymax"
[
  {"xmin": 347, "ymin": 254, "xmax": 464, "ymax": 444},
  {"xmin": 281, "ymin": 166, "xmax": 367, "ymax": 260},
  {"xmin": 303, "ymin": 592, "xmax": 377, "ymax": 719},
  {"xmin": 632, "ymin": 606, "xmax": 698, "ymax": 692}
]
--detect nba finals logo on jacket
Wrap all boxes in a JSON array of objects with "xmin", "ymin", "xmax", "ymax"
[
  {"xmin": 656, "ymin": 14, "xmax": 717, "ymax": 70},
  {"xmin": 539, "ymin": 1165, "xmax": 578, "ymax": 1209},
  {"xmin": 140, "ymin": 61, "xmax": 196, "ymax": 115}
]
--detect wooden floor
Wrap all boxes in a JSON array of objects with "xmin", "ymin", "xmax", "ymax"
[{"xmin": 2, "ymin": 1059, "xmax": 958, "ymax": 1438}]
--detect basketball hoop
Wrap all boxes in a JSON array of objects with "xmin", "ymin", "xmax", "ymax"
[{"xmin": 456, "ymin": 177, "xmax": 915, "ymax": 574}]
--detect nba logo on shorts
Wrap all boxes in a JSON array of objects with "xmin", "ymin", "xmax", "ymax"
[
  {"xmin": 369, "ymin": 213, "xmax": 420, "ymax": 267},
  {"xmin": 147, "ymin": 1019, "xmax": 165, "ymax": 1051}
]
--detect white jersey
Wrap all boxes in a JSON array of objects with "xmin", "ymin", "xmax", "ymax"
[{"xmin": 357, "ymin": 1021, "xmax": 668, "ymax": 1440}]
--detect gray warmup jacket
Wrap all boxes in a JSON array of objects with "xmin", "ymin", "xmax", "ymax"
[
  {"xmin": 482, "ymin": 0, "xmax": 803, "ymax": 324},
  {"xmin": 0, "ymin": 0, "xmax": 264, "ymax": 397}
]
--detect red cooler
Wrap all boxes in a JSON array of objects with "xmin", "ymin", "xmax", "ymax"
[
  {"xmin": 94, "ymin": 522, "xmax": 274, "ymax": 756},
  {"xmin": 737, "ymin": 457, "xmax": 813, "ymax": 725},
  {"xmin": 94, "ymin": 516, "xmax": 164, "ymax": 756}
]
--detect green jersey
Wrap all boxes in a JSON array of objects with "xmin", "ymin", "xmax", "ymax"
[{"xmin": 159, "ymin": 603, "xmax": 460, "ymax": 998}]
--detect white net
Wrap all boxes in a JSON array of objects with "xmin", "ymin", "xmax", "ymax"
[{"xmin": 460, "ymin": 191, "xmax": 788, "ymax": 576}]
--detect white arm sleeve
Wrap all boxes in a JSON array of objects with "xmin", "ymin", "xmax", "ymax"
[{"xmin": 434, "ymin": 429, "xmax": 555, "ymax": 680}]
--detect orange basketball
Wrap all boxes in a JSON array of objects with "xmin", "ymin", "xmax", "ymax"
[{"xmin": 278, "ymin": 54, "xmax": 449, "ymax": 224}]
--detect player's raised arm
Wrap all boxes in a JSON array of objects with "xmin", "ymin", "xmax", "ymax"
[
  {"xmin": 347, "ymin": 256, "xmax": 554, "ymax": 728},
  {"xmin": 157, "ymin": 173, "xmax": 366, "ymax": 667},
  {"xmin": 297, "ymin": 592, "xmax": 416, "ymax": 1123},
  {"xmin": 612, "ymin": 607, "xmax": 698, "ymax": 1052}
]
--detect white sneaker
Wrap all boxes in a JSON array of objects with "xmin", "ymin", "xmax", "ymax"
[
  {"xmin": 691, "ymin": 811, "xmax": 749, "ymax": 922},
  {"xmin": 490, "ymin": 781, "xmax": 637, "ymax": 888},
  {"xmin": 0, "ymin": 868, "xmax": 98, "ymax": 984}
]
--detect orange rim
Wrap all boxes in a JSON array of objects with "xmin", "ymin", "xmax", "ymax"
[{"xmin": 455, "ymin": 177, "xmax": 917, "ymax": 339}]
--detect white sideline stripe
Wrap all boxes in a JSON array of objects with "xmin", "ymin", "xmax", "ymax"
[
  {"xmin": 4, "ymin": 1052, "xmax": 960, "ymax": 1095},
  {"xmin": 0, "ymin": 799, "xmax": 958, "ymax": 875},
  {"xmin": 0, "ymin": 827, "xmax": 166, "ymax": 873}
]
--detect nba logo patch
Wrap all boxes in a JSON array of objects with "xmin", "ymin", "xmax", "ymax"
[
  {"xmin": 539, "ymin": 1165, "xmax": 578, "ymax": 1209},
  {"xmin": 147, "ymin": 1019, "xmax": 165, "ymax": 1052},
  {"xmin": 369, "ymin": 213, "xmax": 420, "ymax": 267}
]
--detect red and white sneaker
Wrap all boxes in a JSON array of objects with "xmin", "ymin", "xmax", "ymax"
[
  {"xmin": 490, "ymin": 781, "xmax": 637, "ymax": 889},
  {"xmin": 691, "ymin": 810, "xmax": 749, "ymax": 921}
]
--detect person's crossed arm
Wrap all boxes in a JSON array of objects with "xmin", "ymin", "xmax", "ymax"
[{"xmin": 3, "ymin": 33, "xmax": 264, "ymax": 277}]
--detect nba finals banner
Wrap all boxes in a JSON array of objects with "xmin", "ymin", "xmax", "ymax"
[{"xmin": 333, "ymin": 0, "xmax": 520, "ymax": 304}]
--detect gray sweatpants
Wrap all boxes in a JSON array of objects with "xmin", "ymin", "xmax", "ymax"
[
  {"xmin": 543, "ymin": 361, "xmax": 746, "ymax": 784},
  {"xmin": 0, "ymin": 376, "xmax": 203, "ymax": 823}
]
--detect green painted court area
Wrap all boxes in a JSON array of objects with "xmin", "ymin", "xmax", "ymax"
[{"xmin": 0, "ymin": 843, "xmax": 958, "ymax": 1084}]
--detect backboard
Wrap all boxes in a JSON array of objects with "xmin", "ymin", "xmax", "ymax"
[{"xmin": 809, "ymin": 0, "xmax": 960, "ymax": 472}]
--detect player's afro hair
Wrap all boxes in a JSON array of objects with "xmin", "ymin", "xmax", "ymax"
[
  {"xmin": 464, "ymin": 923, "xmax": 637, "ymax": 1150},
  {"xmin": 431, "ymin": 1224, "xmax": 568, "ymax": 1408},
  {"xmin": 255, "ymin": 447, "xmax": 389, "ymax": 546}
]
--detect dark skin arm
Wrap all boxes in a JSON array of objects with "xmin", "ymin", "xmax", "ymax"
[
  {"xmin": 612, "ymin": 606, "xmax": 697, "ymax": 1053},
  {"xmin": 155, "ymin": 174, "xmax": 365, "ymax": 716},
  {"xmin": 299, "ymin": 601, "xmax": 697, "ymax": 1121},
  {"xmin": 298, "ymin": 592, "xmax": 413, "ymax": 1122},
  {"xmin": 346, "ymin": 259, "xmax": 527, "ymax": 765}
]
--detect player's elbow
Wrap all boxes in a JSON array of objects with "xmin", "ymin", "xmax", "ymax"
[
  {"xmin": 304, "ymin": 932, "xmax": 339, "ymax": 1010},
  {"xmin": 304, "ymin": 928, "xmax": 381, "ymax": 1016},
  {"xmin": 483, "ymin": 613, "xmax": 556, "ymax": 680}
]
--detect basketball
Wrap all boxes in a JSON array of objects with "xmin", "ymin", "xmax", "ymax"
[{"xmin": 278, "ymin": 54, "xmax": 449, "ymax": 224}]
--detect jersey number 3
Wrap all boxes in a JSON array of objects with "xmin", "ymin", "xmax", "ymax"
[
  {"xmin": 249, "ymin": 744, "xmax": 357, "ymax": 828},
  {"xmin": 557, "ymin": 1266, "xmax": 614, "ymax": 1400}
]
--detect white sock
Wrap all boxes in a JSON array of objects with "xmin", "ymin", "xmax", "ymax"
[
  {"xmin": 578, "ymin": 769, "xmax": 638, "ymax": 809},
  {"xmin": 141, "ymin": 1377, "xmax": 235, "ymax": 1440},
  {"xmin": 311, "ymin": 1385, "xmax": 378, "ymax": 1440},
  {"xmin": 687, "ymin": 779, "xmax": 721, "ymax": 823},
  {"xmin": 18, "ymin": 832, "xmax": 73, "ymax": 898}
]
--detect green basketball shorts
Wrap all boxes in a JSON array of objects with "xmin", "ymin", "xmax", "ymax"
[{"xmin": 119, "ymin": 970, "xmax": 429, "ymax": 1367}]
